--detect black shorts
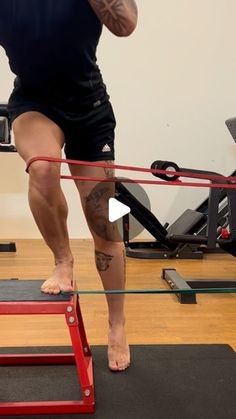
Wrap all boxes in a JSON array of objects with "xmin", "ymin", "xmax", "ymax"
[{"xmin": 7, "ymin": 87, "xmax": 116, "ymax": 161}]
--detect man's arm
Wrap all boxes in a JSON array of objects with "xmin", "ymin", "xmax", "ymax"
[{"xmin": 88, "ymin": 0, "xmax": 138, "ymax": 37}]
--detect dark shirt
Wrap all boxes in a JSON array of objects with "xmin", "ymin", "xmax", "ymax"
[{"xmin": 0, "ymin": 0, "xmax": 107, "ymax": 105}]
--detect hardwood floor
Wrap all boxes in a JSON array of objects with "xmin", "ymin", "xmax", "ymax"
[{"xmin": 0, "ymin": 239, "xmax": 236, "ymax": 349}]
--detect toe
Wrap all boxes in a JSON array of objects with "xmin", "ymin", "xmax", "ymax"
[
  {"xmin": 61, "ymin": 284, "xmax": 73, "ymax": 292},
  {"xmin": 108, "ymin": 348, "xmax": 130, "ymax": 372},
  {"xmin": 109, "ymin": 360, "xmax": 119, "ymax": 371},
  {"xmin": 108, "ymin": 352, "xmax": 119, "ymax": 371},
  {"xmin": 52, "ymin": 288, "xmax": 61, "ymax": 295},
  {"xmin": 117, "ymin": 354, "xmax": 130, "ymax": 371}
]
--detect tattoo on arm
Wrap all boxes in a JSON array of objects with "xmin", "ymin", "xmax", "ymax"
[
  {"xmin": 95, "ymin": 250, "xmax": 114, "ymax": 272},
  {"xmin": 88, "ymin": 0, "xmax": 138, "ymax": 36}
]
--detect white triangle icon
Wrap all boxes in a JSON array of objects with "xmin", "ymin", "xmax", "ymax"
[{"xmin": 108, "ymin": 198, "xmax": 131, "ymax": 222}]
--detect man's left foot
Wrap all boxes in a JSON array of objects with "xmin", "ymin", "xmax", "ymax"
[{"xmin": 108, "ymin": 321, "xmax": 130, "ymax": 372}]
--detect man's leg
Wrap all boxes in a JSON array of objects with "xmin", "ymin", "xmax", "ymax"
[
  {"xmin": 69, "ymin": 161, "xmax": 130, "ymax": 371},
  {"xmin": 13, "ymin": 111, "xmax": 73, "ymax": 294}
]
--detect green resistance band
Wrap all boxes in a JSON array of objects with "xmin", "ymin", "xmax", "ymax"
[{"xmin": 61, "ymin": 287, "xmax": 236, "ymax": 296}]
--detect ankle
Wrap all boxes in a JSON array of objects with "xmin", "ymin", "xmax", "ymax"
[
  {"xmin": 55, "ymin": 257, "xmax": 74, "ymax": 266},
  {"xmin": 109, "ymin": 316, "xmax": 126, "ymax": 328}
]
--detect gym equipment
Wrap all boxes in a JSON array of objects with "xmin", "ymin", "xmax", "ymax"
[
  {"xmin": 117, "ymin": 163, "xmax": 234, "ymax": 259},
  {"xmin": 151, "ymin": 160, "xmax": 236, "ymax": 252},
  {"xmin": 117, "ymin": 181, "xmax": 207, "ymax": 259},
  {"xmin": 0, "ymin": 103, "xmax": 16, "ymax": 152},
  {"xmin": 161, "ymin": 173, "xmax": 236, "ymax": 303},
  {"xmin": 161, "ymin": 118, "xmax": 236, "ymax": 302},
  {"xmin": 0, "ymin": 242, "xmax": 16, "ymax": 252},
  {"xmin": 0, "ymin": 104, "xmax": 17, "ymax": 252},
  {"xmin": 119, "ymin": 117, "xmax": 236, "ymax": 259},
  {"xmin": 162, "ymin": 268, "xmax": 236, "ymax": 304},
  {"xmin": 0, "ymin": 279, "xmax": 94, "ymax": 415}
]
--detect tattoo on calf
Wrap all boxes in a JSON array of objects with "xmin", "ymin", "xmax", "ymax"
[
  {"xmin": 85, "ymin": 178, "xmax": 121, "ymax": 241},
  {"xmin": 95, "ymin": 250, "xmax": 114, "ymax": 272},
  {"xmin": 86, "ymin": 187, "xmax": 109, "ymax": 212}
]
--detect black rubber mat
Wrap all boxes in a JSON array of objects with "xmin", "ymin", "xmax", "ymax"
[
  {"xmin": 0, "ymin": 280, "xmax": 70, "ymax": 301},
  {"xmin": 0, "ymin": 344, "xmax": 236, "ymax": 419}
]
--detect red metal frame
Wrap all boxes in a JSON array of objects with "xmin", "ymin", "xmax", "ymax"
[{"xmin": 0, "ymin": 290, "xmax": 95, "ymax": 415}]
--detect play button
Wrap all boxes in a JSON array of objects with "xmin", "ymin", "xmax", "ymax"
[
  {"xmin": 108, "ymin": 198, "xmax": 130, "ymax": 222},
  {"xmin": 84, "ymin": 177, "xmax": 151, "ymax": 242}
]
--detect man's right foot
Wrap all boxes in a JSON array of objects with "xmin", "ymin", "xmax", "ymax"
[{"xmin": 41, "ymin": 261, "xmax": 74, "ymax": 294}]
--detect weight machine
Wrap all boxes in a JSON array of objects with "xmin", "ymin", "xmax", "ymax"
[
  {"xmin": 161, "ymin": 117, "xmax": 236, "ymax": 303},
  {"xmin": 118, "ymin": 119, "xmax": 236, "ymax": 260},
  {"xmin": 0, "ymin": 103, "xmax": 17, "ymax": 252}
]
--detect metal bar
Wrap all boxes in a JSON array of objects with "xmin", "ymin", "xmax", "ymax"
[
  {"xmin": 206, "ymin": 187, "xmax": 222, "ymax": 248},
  {"xmin": 0, "ymin": 300, "xmax": 73, "ymax": 314},
  {"xmin": 67, "ymin": 301, "xmax": 94, "ymax": 405},
  {"xmin": 0, "ymin": 353, "xmax": 75, "ymax": 366},
  {"xmin": 162, "ymin": 269, "xmax": 197, "ymax": 304},
  {"xmin": 162, "ymin": 269, "xmax": 236, "ymax": 304},
  {"xmin": 227, "ymin": 189, "xmax": 236, "ymax": 240},
  {"xmin": 187, "ymin": 280, "xmax": 236, "ymax": 288},
  {"xmin": 0, "ymin": 242, "xmax": 16, "ymax": 252},
  {"xmin": 75, "ymin": 295, "xmax": 92, "ymax": 356},
  {"xmin": 0, "ymin": 401, "xmax": 95, "ymax": 415}
]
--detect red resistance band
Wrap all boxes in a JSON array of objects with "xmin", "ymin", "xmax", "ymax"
[{"xmin": 26, "ymin": 156, "xmax": 236, "ymax": 190}]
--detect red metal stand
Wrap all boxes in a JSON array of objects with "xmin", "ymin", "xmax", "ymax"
[{"xmin": 0, "ymin": 280, "xmax": 95, "ymax": 415}]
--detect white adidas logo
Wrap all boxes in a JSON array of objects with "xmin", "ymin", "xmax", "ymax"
[{"xmin": 102, "ymin": 144, "xmax": 111, "ymax": 152}]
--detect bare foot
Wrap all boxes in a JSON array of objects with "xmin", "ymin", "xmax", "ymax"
[
  {"xmin": 108, "ymin": 321, "xmax": 130, "ymax": 372},
  {"xmin": 41, "ymin": 261, "xmax": 74, "ymax": 295}
]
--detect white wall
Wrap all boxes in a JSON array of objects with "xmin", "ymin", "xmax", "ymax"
[{"xmin": 0, "ymin": 0, "xmax": 236, "ymax": 239}]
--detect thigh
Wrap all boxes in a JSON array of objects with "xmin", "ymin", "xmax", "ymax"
[{"xmin": 13, "ymin": 111, "xmax": 65, "ymax": 164}]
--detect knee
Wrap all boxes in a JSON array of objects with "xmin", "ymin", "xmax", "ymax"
[
  {"xmin": 28, "ymin": 160, "xmax": 61, "ymax": 194},
  {"xmin": 12, "ymin": 113, "xmax": 29, "ymax": 133},
  {"xmin": 88, "ymin": 215, "xmax": 122, "ymax": 244}
]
